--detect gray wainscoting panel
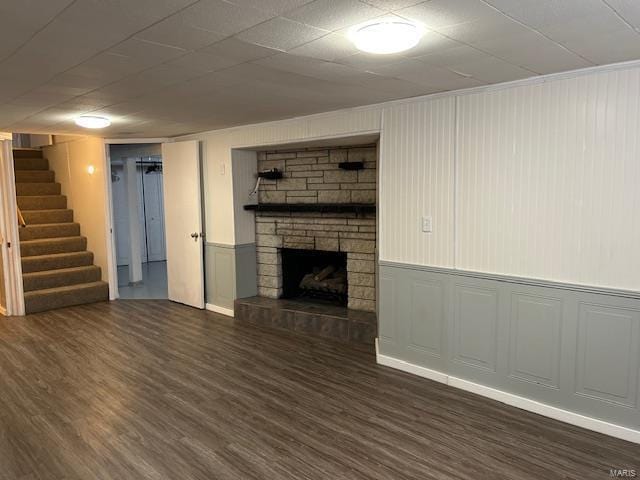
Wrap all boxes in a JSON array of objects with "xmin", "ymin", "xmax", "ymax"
[
  {"xmin": 235, "ymin": 243, "xmax": 257, "ymax": 300},
  {"xmin": 378, "ymin": 262, "xmax": 640, "ymax": 431},
  {"xmin": 576, "ymin": 302, "xmax": 639, "ymax": 408},
  {"xmin": 205, "ymin": 243, "xmax": 257, "ymax": 311},
  {"xmin": 452, "ymin": 283, "xmax": 499, "ymax": 375},
  {"xmin": 509, "ymin": 292, "xmax": 563, "ymax": 389}
]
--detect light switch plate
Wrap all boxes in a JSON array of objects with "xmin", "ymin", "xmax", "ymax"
[{"xmin": 422, "ymin": 216, "xmax": 433, "ymax": 233}]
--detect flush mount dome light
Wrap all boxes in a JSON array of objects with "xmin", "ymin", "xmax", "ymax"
[
  {"xmin": 75, "ymin": 115, "xmax": 111, "ymax": 129},
  {"xmin": 350, "ymin": 20, "xmax": 423, "ymax": 54}
]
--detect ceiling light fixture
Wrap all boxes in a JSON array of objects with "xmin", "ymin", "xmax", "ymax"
[
  {"xmin": 75, "ymin": 115, "xmax": 111, "ymax": 129},
  {"xmin": 350, "ymin": 20, "xmax": 423, "ymax": 55}
]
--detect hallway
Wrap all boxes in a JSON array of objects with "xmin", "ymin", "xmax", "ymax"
[{"xmin": 117, "ymin": 261, "xmax": 167, "ymax": 299}]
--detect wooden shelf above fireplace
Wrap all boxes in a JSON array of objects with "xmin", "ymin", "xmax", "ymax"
[{"xmin": 243, "ymin": 203, "xmax": 376, "ymax": 214}]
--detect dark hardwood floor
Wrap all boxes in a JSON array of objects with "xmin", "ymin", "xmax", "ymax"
[{"xmin": 0, "ymin": 300, "xmax": 637, "ymax": 480}]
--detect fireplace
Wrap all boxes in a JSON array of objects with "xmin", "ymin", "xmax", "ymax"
[
  {"xmin": 281, "ymin": 248, "xmax": 347, "ymax": 306},
  {"xmin": 252, "ymin": 144, "xmax": 377, "ymax": 312}
]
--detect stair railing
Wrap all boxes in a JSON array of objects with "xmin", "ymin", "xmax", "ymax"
[{"xmin": 17, "ymin": 207, "xmax": 26, "ymax": 227}]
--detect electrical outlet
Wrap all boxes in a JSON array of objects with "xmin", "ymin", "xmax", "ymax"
[{"xmin": 422, "ymin": 216, "xmax": 433, "ymax": 233}]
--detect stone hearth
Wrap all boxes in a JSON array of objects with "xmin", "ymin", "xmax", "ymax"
[{"xmin": 234, "ymin": 296, "xmax": 377, "ymax": 350}]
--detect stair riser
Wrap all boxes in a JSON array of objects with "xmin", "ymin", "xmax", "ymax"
[
  {"xmin": 14, "ymin": 158, "xmax": 49, "ymax": 171},
  {"xmin": 19, "ymin": 224, "xmax": 81, "ymax": 241},
  {"xmin": 15, "ymin": 183, "xmax": 61, "ymax": 196},
  {"xmin": 17, "ymin": 196, "xmax": 67, "ymax": 210},
  {"xmin": 13, "ymin": 150, "xmax": 43, "ymax": 159},
  {"xmin": 21, "ymin": 210, "xmax": 74, "ymax": 224},
  {"xmin": 21, "ymin": 238, "xmax": 87, "ymax": 257},
  {"xmin": 22, "ymin": 252, "xmax": 94, "ymax": 273},
  {"xmin": 25, "ymin": 283, "xmax": 109, "ymax": 314},
  {"xmin": 14, "ymin": 171, "xmax": 55, "ymax": 183},
  {"xmin": 23, "ymin": 267, "xmax": 102, "ymax": 292}
]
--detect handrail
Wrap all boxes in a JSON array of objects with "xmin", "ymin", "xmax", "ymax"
[{"xmin": 17, "ymin": 207, "xmax": 26, "ymax": 227}]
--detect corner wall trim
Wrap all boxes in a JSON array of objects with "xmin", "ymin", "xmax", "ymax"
[
  {"xmin": 205, "ymin": 303, "xmax": 234, "ymax": 317},
  {"xmin": 376, "ymin": 352, "xmax": 640, "ymax": 445}
]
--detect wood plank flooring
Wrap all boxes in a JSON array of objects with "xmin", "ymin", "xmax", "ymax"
[{"xmin": 0, "ymin": 300, "xmax": 637, "ymax": 479}]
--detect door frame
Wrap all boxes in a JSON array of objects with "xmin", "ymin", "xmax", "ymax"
[
  {"xmin": 103, "ymin": 138, "xmax": 170, "ymax": 301},
  {"xmin": 0, "ymin": 134, "xmax": 25, "ymax": 316}
]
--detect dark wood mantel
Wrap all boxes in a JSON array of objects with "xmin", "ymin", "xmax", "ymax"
[{"xmin": 243, "ymin": 203, "xmax": 376, "ymax": 214}]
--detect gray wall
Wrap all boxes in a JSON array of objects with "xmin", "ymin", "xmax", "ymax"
[
  {"xmin": 379, "ymin": 262, "xmax": 640, "ymax": 431},
  {"xmin": 205, "ymin": 243, "xmax": 257, "ymax": 310}
]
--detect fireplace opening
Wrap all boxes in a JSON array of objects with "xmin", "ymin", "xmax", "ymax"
[{"xmin": 281, "ymin": 248, "xmax": 348, "ymax": 306}]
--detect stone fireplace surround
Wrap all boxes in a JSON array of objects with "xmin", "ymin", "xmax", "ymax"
[{"xmin": 253, "ymin": 144, "xmax": 377, "ymax": 313}]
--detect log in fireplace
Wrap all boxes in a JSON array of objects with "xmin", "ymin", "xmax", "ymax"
[{"xmin": 281, "ymin": 248, "xmax": 348, "ymax": 306}]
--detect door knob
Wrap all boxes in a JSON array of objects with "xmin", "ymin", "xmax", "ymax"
[{"xmin": 190, "ymin": 232, "xmax": 199, "ymax": 241}]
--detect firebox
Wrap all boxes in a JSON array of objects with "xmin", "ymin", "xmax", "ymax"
[{"xmin": 281, "ymin": 248, "xmax": 348, "ymax": 306}]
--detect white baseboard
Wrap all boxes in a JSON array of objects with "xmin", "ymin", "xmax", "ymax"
[
  {"xmin": 205, "ymin": 303, "xmax": 234, "ymax": 317},
  {"xmin": 376, "ymin": 352, "xmax": 640, "ymax": 445},
  {"xmin": 377, "ymin": 353, "xmax": 449, "ymax": 384}
]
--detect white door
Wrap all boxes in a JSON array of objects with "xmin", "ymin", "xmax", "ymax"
[{"xmin": 162, "ymin": 141, "xmax": 204, "ymax": 309}]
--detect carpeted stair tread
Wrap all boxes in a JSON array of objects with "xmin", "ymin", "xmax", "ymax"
[
  {"xmin": 19, "ymin": 223, "xmax": 81, "ymax": 241},
  {"xmin": 17, "ymin": 195, "xmax": 67, "ymax": 210},
  {"xmin": 21, "ymin": 209, "xmax": 73, "ymax": 224},
  {"xmin": 16, "ymin": 182, "xmax": 61, "ymax": 196},
  {"xmin": 14, "ymin": 170, "xmax": 55, "ymax": 183},
  {"xmin": 13, "ymin": 149, "xmax": 43, "ymax": 158},
  {"xmin": 24, "ymin": 281, "xmax": 109, "ymax": 314},
  {"xmin": 20, "ymin": 236, "xmax": 87, "ymax": 257},
  {"xmin": 14, "ymin": 157, "xmax": 49, "ymax": 171},
  {"xmin": 23, "ymin": 265, "xmax": 102, "ymax": 292},
  {"xmin": 22, "ymin": 251, "xmax": 94, "ymax": 273}
]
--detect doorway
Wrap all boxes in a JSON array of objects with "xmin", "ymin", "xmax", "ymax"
[{"xmin": 109, "ymin": 144, "xmax": 168, "ymax": 299}]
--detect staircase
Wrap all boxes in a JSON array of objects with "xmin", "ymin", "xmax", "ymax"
[{"xmin": 14, "ymin": 149, "xmax": 109, "ymax": 314}]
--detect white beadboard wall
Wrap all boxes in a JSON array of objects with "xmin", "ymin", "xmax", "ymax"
[
  {"xmin": 379, "ymin": 97, "xmax": 455, "ymax": 267},
  {"xmin": 455, "ymin": 68, "xmax": 640, "ymax": 290},
  {"xmin": 178, "ymin": 62, "xmax": 640, "ymax": 293}
]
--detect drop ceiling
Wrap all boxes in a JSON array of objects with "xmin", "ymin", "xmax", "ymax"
[{"xmin": 1, "ymin": 0, "xmax": 639, "ymax": 137}]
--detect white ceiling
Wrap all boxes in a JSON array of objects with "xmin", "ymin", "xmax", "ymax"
[{"xmin": 1, "ymin": 0, "xmax": 639, "ymax": 137}]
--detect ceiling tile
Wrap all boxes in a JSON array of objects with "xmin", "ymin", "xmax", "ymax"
[
  {"xmin": 364, "ymin": 0, "xmax": 425, "ymax": 10},
  {"xmin": 604, "ymin": 0, "xmax": 640, "ymax": 30},
  {"xmin": 285, "ymin": 0, "xmax": 384, "ymax": 31},
  {"xmin": 447, "ymin": 56, "xmax": 532, "ymax": 83},
  {"xmin": 434, "ymin": 16, "xmax": 529, "ymax": 44},
  {"xmin": 474, "ymin": 31, "xmax": 593, "ymax": 74},
  {"xmin": 227, "ymin": 0, "xmax": 315, "ymax": 15},
  {"xmin": 559, "ymin": 28, "xmax": 640, "ymax": 64},
  {"xmin": 109, "ymin": 39, "xmax": 187, "ymax": 69},
  {"xmin": 180, "ymin": 0, "xmax": 275, "ymax": 36},
  {"xmin": 539, "ymin": 12, "xmax": 628, "ymax": 43},
  {"xmin": 235, "ymin": 17, "xmax": 329, "ymax": 51},
  {"xmin": 483, "ymin": 0, "xmax": 611, "ymax": 29},
  {"xmin": 135, "ymin": 16, "xmax": 227, "ymax": 50},
  {"xmin": 416, "ymin": 45, "xmax": 491, "ymax": 67},
  {"xmin": 402, "ymin": 30, "xmax": 463, "ymax": 57},
  {"xmin": 396, "ymin": 0, "xmax": 504, "ymax": 29},
  {"xmin": 336, "ymin": 51, "xmax": 409, "ymax": 69},
  {"xmin": 200, "ymin": 38, "xmax": 281, "ymax": 62},
  {"xmin": 288, "ymin": 33, "xmax": 359, "ymax": 61},
  {"xmin": 367, "ymin": 58, "xmax": 484, "ymax": 89},
  {"xmin": 253, "ymin": 53, "xmax": 366, "ymax": 83}
]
